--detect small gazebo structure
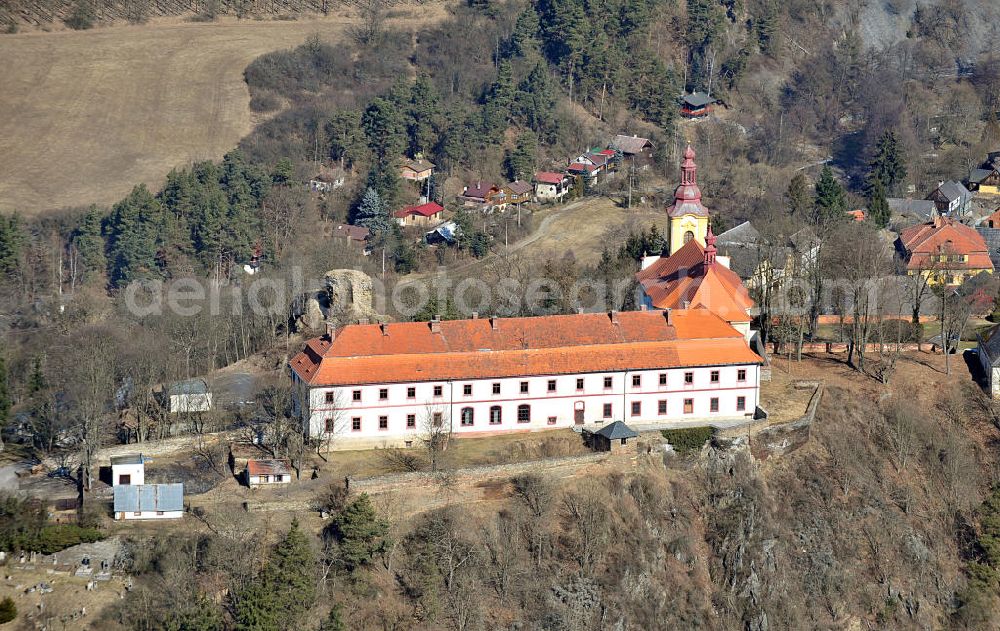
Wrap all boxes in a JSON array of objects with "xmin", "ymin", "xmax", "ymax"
[{"xmin": 593, "ymin": 421, "xmax": 639, "ymax": 453}]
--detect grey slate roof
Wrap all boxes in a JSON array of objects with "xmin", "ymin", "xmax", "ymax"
[
  {"xmin": 596, "ymin": 421, "xmax": 639, "ymax": 440},
  {"xmin": 682, "ymin": 92, "xmax": 715, "ymax": 108},
  {"xmin": 610, "ymin": 134, "xmax": 653, "ymax": 155},
  {"xmin": 980, "ymin": 325, "xmax": 1000, "ymax": 366},
  {"xmin": 167, "ymin": 378, "xmax": 209, "ymax": 396},
  {"xmin": 110, "ymin": 454, "xmax": 143, "ymax": 466},
  {"xmin": 716, "ymin": 221, "xmax": 762, "ymax": 246},
  {"xmin": 929, "ymin": 180, "xmax": 972, "ymax": 205},
  {"xmin": 114, "ymin": 483, "xmax": 183, "ymax": 513},
  {"xmin": 969, "ymin": 168, "xmax": 994, "ymax": 184},
  {"xmin": 888, "ymin": 198, "xmax": 936, "ymax": 221},
  {"xmin": 977, "ymin": 227, "xmax": 1000, "ymax": 269}
]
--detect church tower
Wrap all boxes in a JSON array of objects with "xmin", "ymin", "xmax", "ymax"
[{"xmin": 666, "ymin": 145, "xmax": 710, "ymax": 255}]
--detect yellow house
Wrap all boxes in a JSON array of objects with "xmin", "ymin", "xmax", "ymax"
[
  {"xmin": 969, "ymin": 166, "xmax": 1000, "ymax": 195},
  {"xmin": 667, "ymin": 146, "xmax": 710, "ymax": 255},
  {"xmin": 898, "ymin": 216, "xmax": 994, "ymax": 286}
]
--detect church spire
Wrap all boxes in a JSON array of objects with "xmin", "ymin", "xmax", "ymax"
[{"xmin": 703, "ymin": 225, "xmax": 717, "ymax": 267}]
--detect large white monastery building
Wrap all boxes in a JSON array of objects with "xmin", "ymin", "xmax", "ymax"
[{"xmin": 290, "ymin": 308, "xmax": 763, "ymax": 449}]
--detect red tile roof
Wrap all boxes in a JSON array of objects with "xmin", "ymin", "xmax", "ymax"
[
  {"xmin": 290, "ymin": 309, "xmax": 761, "ymax": 387},
  {"xmin": 247, "ymin": 459, "xmax": 291, "ymax": 476},
  {"xmin": 568, "ymin": 162, "xmax": 599, "ymax": 173},
  {"xmin": 899, "ymin": 216, "xmax": 993, "ymax": 272},
  {"xmin": 635, "ymin": 239, "xmax": 755, "ymax": 322},
  {"xmin": 394, "ymin": 201, "xmax": 444, "ymax": 219},
  {"xmin": 535, "ymin": 172, "xmax": 566, "ymax": 185}
]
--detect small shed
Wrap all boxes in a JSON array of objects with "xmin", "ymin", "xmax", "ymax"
[
  {"xmin": 245, "ymin": 459, "xmax": 293, "ymax": 487},
  {"xmin": 593, "ymin": 421, "xmax": 639, "ymax": 453},
  {"xmin": 161, "ymin": 378, "xmax": 213, "ymax": 414},
  {"xmin": 681, "ymin": 92, "xmax": 718, "ymax": 118},
  {"xmin": 113, "ymin": 483, "xmax": 184, "ymax": 520},
  {"xmin": 110, "ymin": 454, "xmax": 144, "ymax": 486}
]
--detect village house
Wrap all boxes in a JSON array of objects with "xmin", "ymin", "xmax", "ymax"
[
  {"xmin": 425, "ymin": 220, "xmax": 460, "ymax": 245},
  {"xmin": 534, "ymin": 171, "xmax": 571, "ymax": 202},
  {"xmin": 399, "ymin": 158, "xmax": 435, "ymax": 182},
  {"xmin": 967, "ymin": 166, "xmax": 1000, "ymax": 195},
  {"xmin": 458, "ymin": 181, "xmax": 507, "ymax": 211},
  {"xmin": 976, "ymin": 225, "xmax": 1000, "ymax": 270},
  {"xmin": 110, "ymin": 454, "xmax": 144, "ymax": 486},
  {"xmin": 159, "ymin": 378, "xmax": 212, "ymax": 414},
  {"xmin": 289, "ymin": 309, "xmax": 762, "ymax": 449},
  {"xmin": 113, "ymin": 483, "xmax": 183, "ymax": 520},
  {"xmin": 567, "ymin": 161, "xmax": 601, "ymax": 185},
  {"xmin": 591, "ymin": 421, "xmax": 639, "ymax": 453},
  {"xmin": 394, "ymin": 201, "xmax": 444, "ymax": 227},
  {"xmin": 926, "ymin": 180, "xmax": 973, "ymax": 217},
  {"xmin": 714, "ymin": 221, "xmax": 819, "ymax": 290},
  {"xmin": 331, "ymin": 224, "xmax": 370, "ymax": 248},
  {"xmin": 978, "ymin": 325, "xmax": 1000, "ymax": 398},
  {"xmin": 503, "ymin": 180, "xmax": 533, "ymax": 205},
  {"xmin": 309, "ymin": 165, "xmax": 345, "ymax": 193},
  {"xmin": 680, "ymin": 92, "xmax": 718, "ymax": 118},
  {"xmin": 245, "ymin": 459, "xmax": 293, "ymax": 487},
  {"xmin": 610, "ymin": 135, "xmax": 655, "ymax": 170},
  {"xmin": 897, "ymin": 215, "xmax": 994, "ymax": 286},
  {"xmin": 635, "ymin": 146, "xmax": 756, "ymax": 340}
]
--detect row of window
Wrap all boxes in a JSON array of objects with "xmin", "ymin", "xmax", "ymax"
[
  {"xmin": 328, "ymin": 369, "xmax": 750, "ymax": 404},
  {"xmin": 326, "ymin": 396, "xmax": 749, "ymax": 433}
]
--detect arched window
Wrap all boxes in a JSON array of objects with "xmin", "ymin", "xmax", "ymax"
[
  {"xmin": 489, "ymin": 406, "xmax": 502, "ymax": 425},
  {"xmin": 460, "ymin": 407, "xmax": 474, "ymax": 426},
  {"xmin": 683, "ymin": 230, "xmax": 694, "ymax": 244},
  {"xmin": 517, "ymin": 404, "xmax": 531, "ymax": 423}
]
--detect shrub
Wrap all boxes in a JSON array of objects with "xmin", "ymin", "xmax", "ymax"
[
  {"xmin": 33, "ymin": 524, "xmax": 103, "ymax": 554},
  {"xmin": 661, "ymin": 427, "xmax": 714, "ymax": 454},
  {"xmin": 0, "ymin": 596, "xmax": 14, "ymax": 624}
]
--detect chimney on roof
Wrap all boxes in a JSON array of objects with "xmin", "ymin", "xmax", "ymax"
[
  {"xmin": 325, "ymin": 321, "xmax": 336, "ymax": 340},
  {"xmin": 576, "ymin": 307, "xmax": 584, "ymax": 314},
  {"xmin": 664, "ymin": 308, "xmax": 673, "ymax": 325},
  {"xmin": 609, "ymin": 310, "xmax": 619, "ymax": 324},
  {"xmin": 471, "ymin": 312, "xmax": 479, "ymax": 319},
  {"xmin": 683, "ymin": 301, "xmax": 691, "ymax": 309},
  {"xmin": 490, "ymin": 317, "xmax": 499, "ymax": 330},
  {"xmin": 358, "ymin": 317, "xmax": 370, "ymax": 325},
  {"xmin": 430, "ymin": 316, "xmax": 441, "ymax": 333},
  {"xmin": 640, "ymin": 304, "xmax": 648, "ymax": 311}
]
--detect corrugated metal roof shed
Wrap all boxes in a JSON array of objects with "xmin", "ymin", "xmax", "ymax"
[{"xmin": 114, "ymin": 483, "xmax": 183, "ymax": 513}]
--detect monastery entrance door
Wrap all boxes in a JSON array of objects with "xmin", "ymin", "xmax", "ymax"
[{"xmin": 574, "ymin": 402, "xmax": 585, "ymax": 425}]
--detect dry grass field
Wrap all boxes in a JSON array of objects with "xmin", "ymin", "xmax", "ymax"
[{"xmin": 0, "ymin": 6, "xmax": 449, "ymax": 215}]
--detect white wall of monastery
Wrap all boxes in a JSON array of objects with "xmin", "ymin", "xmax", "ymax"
[{"xmin": 297, "ymin": 364, "xmax": 759, "ymax": 448}]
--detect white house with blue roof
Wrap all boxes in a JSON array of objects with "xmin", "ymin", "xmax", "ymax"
[{"xmin": 113, "ymin": 483, "xmax": 184, "ymax": 520}]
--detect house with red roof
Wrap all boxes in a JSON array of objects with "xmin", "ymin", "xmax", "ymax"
[
  {"xmin": 290, "ymin": 309, "xmax": 762, "ymax": 448},
  {"xmin": 457, "ymin": 182, "xmax": 507, "ymax": 211},
  {"xmin": 897, "ymin": 215, "xmax": 993, "ymax": 286},
  {"xmin": 534, "ymin": 171, "xmax": 571, "ymax": 201},
  {"xmin": 394, "ymin": 201, "xmax": 444, "ymax": 227}
]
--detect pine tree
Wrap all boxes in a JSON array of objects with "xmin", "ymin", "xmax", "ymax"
[
  {"xmin": 515, "ymin": 63, "xmax": 559, "ymax": 143},
  {"xmin": 407, "ymin": 75, "xmax": 442, "ymax": 157},
  {"xmin": 755, "ymin": 0, "xmax": 780, "ymax": 55},
  {"xmin": 72, "ymin": 206, "xmax": 106, "ymax": 280},
  {"xmin": 354, "ymin": 187, "xmax": 392, "ymax": 240},
  {"xmin": 509, "ymin": 7, "xmax": 541, "ymax": 58},
  {"xmin": 0, "ymin": 596, "xmax": 15, "ymax": 624},
  {"xmin": 362, "ymin": 98, "xmax": 406, "ymax": 164},
  {"xmin": 0, "ymin": 355, "xmax": 10, "ymax": 432},
  {"xmin": 330, "ymin": 492, "xmax": 390, "ymax": 572},
  {"xmin": 235, "ymin": 520, "xmax": 316, "ymax": 631},
  {"xmin": 504, "ymin": 132, "xmax": 537, "ymax": 181},
  {"xmin": 326, "ymin": 109, "xmax": 368, "ymax": 169},
  {"xmin": 319, "ymin": 604, "xmax": 347, "ymax": 631},
  {"xmin": 0, "ymin": 213, "xmax": 25, "ymax": 277},
  {"xmin": 785, "ymin": 173, "xmax": 811, "ymax": 218},
  {"xmin": 28, "ymin": 356, "xmax": 45, "ymax": 396},
  {"xmin": 272, "ymin": 157, "xmax": 294, "ymax": 185},
  {"xmin": 867, "ymin": 178, "xmax": 891, "ymax": 229},
  {"xmin": 482, "ymin": 60, "xmax": 516, "ymax": 134},
  {"xmin": 364, "ymin": 166, "xmax": 401, "ymax": 216},
  {"xmin": 105, "ymin": 184, "xmax": 162, "ymax": 286},
  {"xmin": 813, "ymin": 166, "xmax": 848, "ymax": 226},
  {"xmin": 866, "ymin": 129, "xmax": 907, "ymax": 195}
]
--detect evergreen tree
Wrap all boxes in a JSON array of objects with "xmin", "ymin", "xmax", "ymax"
[
  {"xmin": 365, "ymin": 166, "xmax": 401, "ymax": 215},
  {"xmin": 867, "ymin": 178, "xmax": 891, "ymax": 229},
  {"xmin": 28, "ymin": 356, "xmax": 45, "ymax": 396},
  {"xmin": 0, "ymin": 355, "xmax": 10, "ymax": 433},
  {"xmin": 407, "ymin": 75, "xmax": 442, "ymax": 157},
  {"xmin": 362, "ymin": 98, "xmax": 406, "ymax": 164},
  {"xmin": 354, "ymin": 187, "xmax": 392, "ymax": 240},
  {"xmin": 813, "ymin": 166, "xmax": 848, "ymax": 225},
  {"xmin": 482, "ymin": 60, "xmax": 516, "ymax": 134},
  {"xmin": 508, "ymin": 7, "xmax": 541, "ymax": 58},
  {"xmin": 755, "ymin": 0, "xmax": 780, "ymax": 55},
  {"xmin": 326, "ymin": 109, "xmax": 368, "ymax": 169},
  {"xmin": 0, "ymin": 213, "xmax": 25, "ymax": 277},
  {"xmin": 272, "ymin": 157, "xmax": 294, "ymax": 185},
  {"xmin": 685, "ymin": 0, "xmax": 724, "ymax": 50},
  {"xmin": 0, "ymin": 596, "xmax": 15, "ymax": 624},
  {"xmin": 235, "ymin": 520, "xmax": 316, "ymax": 631},
  {"xmin": 330, "ymin": 493, "xmax": 390, "ymax": 572},
  {"xmin": 785, "ymin": 173, "xmax": 811, "ymax": 218},
  {"xmin": 105, "ymin": 184, "xmax": 162, "ymax": 286},
  {"xmin": 504, "ymin": 132, "xmax": 537, "ymax": 181},
  {"xmin": 319, "ymin": 604, "xmax": 347, "ymax": 631},
  {"xmin": 515, "ymin": 63, "xmax": 559, "ymax": 143},
  {"xmin": 866, "ymin": 129, "xmax": 907, "ymax": 195},
  {"xmin": 72, "ymin": 206, "xmax": 106, "ymax": 280}
]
